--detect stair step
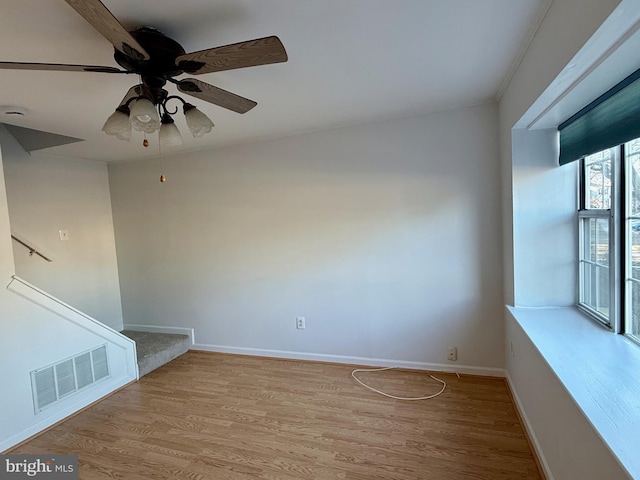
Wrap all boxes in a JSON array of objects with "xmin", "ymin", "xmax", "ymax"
[{"xmin": 121, "ymin": 330, "xmax": 190, "ymax": 377}]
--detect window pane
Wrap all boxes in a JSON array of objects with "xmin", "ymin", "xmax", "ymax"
[
  {"xmin": 582, "ymin": 262, "xmax": 596, "ymax": 307},
  {"xmin": 596, "ymin": 218, "xmax": 609, "ymax": 266},
  {"xmin": 596, "ymin": 266, "xmax": 610, "ymax": 317},
  {"xmin": 626, "ymin": 138, "xmax": 640, "ymax": 216},
  {"xmin": 630, "ymin": 219, "xmax": 640, "ymax": 280},
  {"xmin": 627, "ymin": 279, "xmax": 640, "ymax": 339},
  {"xmin": 583, "ymin": 217, "xmax": 609, "ymax": 266},
  {"xmin": 580, "ymin": 262, "xmax": 610, "ymax": 317},
  {"xmin": 625, "ymin": 138, "xmax": 640, "ymax": 339},
  {"xmin": 584, "ymin": 149, "xmax": 613, "ymax": 209},
  {"xmin": 580, "ymin": 215, "xmax": 610, "ymax": 322}
]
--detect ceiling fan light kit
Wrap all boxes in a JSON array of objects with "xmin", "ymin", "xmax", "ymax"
[
  {"xmin": 158, "ymin": 113, "xmax": 183, "ymax": 147},
  {"xmin": 102, "ymin": 93, "xmax": 215, "ymax": 145},
  {"xmin": 101, "ymin": 106, "xmax": 132, "ymax": 141},
  {"xmin": 128, "ymin": 98, "xmax": 161, "ymax": 133},
  {"xmin": 183, "ymin": 103, "xmax": 214, "ymax": 138},
  {"xmin": 1, "ymin": 0, "xmax": 288, "ymax": 148}
]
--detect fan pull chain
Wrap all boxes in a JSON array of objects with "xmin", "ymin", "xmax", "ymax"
[
  {"xmin": 139, "ymin": 76, "xmax": 151, "ymax": 150},
  {"xmin": 158, "ymin": 141, "xmax": 166, "ymax": 183}
]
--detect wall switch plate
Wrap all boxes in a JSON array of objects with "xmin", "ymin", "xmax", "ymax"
[
  {"xmin": 447, "ymin": 346, "xmax": 457, "ymax": 361},
  {"xmin": 296, "ymin": 316, "xmax": 306, "ymax": 329},
  {"xmin": 59, "ymin": 229, "xmax": 69, "ymax": 241}
]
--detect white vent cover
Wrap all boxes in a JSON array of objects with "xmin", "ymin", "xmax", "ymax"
[{"xmin": 31, "ymin": 345, "xmax": 110, "ymax": 413}]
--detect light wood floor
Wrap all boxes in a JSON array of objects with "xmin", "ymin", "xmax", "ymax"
[{"xmin": 12, "ymin": 352, "xmax": 542, "ymax": 479}]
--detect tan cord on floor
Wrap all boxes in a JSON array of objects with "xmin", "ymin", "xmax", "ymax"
[{"xmin": 351, "ymin": 366, "xmax": 447, "ymax": 401}]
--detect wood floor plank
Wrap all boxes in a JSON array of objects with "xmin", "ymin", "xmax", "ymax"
[{"xmin": 9, "ymin": 352, "xmax": 541, "ymax": 479}]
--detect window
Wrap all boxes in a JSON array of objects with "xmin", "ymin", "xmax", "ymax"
[
  {"xmin": 579, "ymin": 147, "xmax": 614, "ymax": 325},
  {"xmin": 561, "ymin": 65, "xmax": 640, "ymax": 344},
  {"xmin": 578, "ymin": 139, "xmax": 640, "ymax": 343},
  {"xmin": 625, "ymin": 139, "xmax": 640, "ymax": 339}
]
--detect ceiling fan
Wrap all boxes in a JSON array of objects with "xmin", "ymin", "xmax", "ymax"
[{"xmin": 0, "ymin": 0, "xmax": 288, "ymax": 145}]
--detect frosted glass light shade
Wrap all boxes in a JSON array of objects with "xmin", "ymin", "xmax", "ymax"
[
  {"xmin": 102, "ymin": 107, "xmax": 131, "ymax": 141},
  {"xmin": 129, "ymin": 98, "xmax": 160, "ymax": 133},
  {"xmin": 183, "ymin": 104, "xmax": 214, "ymax": 137},
  {"xmin": 159, "ymin": 116, "xmax": 183, "ymax": 147}
]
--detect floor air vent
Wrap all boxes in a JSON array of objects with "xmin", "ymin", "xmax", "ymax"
[{"xmin": 30, "ymin": 345, "xmax": 110, "ymax": 413}]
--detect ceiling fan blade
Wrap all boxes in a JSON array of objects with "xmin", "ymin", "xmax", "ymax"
[
  {"xmin": 0, "ymin": 61, "xmax": 128, "ymax": 73},
  {"xmin": 177, "ymin": 78, "xmax": 257, "ymax": 114},
  {"xmin": 176, "ymin": 36, "xmax": 287, "ymax": 75},
  {"xmin": 64, "ymin": 0, "xmax": 150, "ymax": 61}
]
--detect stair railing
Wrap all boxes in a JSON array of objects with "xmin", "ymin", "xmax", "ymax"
[{"xmin": 10, "ymin": 233, "xmax": 53, "ymax": 262}]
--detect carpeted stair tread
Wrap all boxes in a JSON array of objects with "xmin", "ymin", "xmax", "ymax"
[{"xmin": 121, "ymin": 330, "xmax": 190, "ymax": 377}]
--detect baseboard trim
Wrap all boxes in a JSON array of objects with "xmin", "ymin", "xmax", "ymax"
[
  {"xmin": 123, "ymin": 324, "xmax": 195, "ymax": 345},
  {"xmin": 0, "ymin": 374, "xmax": 135, "ymax": 453},
  {"xmin": 505, "ymin": 373, "xmax": 554, "ymax": 480},
  {"xmin": 191, "ymin": 343, "xmax": 505, "ymax": 377}
]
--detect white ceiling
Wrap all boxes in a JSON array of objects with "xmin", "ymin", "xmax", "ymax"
[{"xmin": 0, "ymin": 0, "xmax": 543, "ymax": 163}]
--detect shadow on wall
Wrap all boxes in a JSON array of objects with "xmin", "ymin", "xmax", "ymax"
[
  {"xmin": 1, "ymin": 128, "xmax": 124, "ymax": 330},
  {"xmin": 110, "ymin": 105, "xmax": 503, "ymax": 367}
]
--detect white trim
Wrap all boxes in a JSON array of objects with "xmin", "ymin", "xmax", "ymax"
[
  {"xmin": 508, "ymin": 306, "xmax": 640, "ymax": 478},
  {"xmin": 505, "ymin": 373, "xmax": 555, "ymax": 480},
  {"xmin": 527, "ymin": 13, "xmax": 640, "ymax": 129},
  {"xmin": 123, "ymin": 324, "xmax": 195, "ymax": 345},
  {"xmin": 191, "ymin": 343, "xmax": 505, "ymax": 377},
  {"xmin": 2, "ymin": 276, "xmax": 139, "ymax": 452},
  {"xmin": 7, "ymin": 275, "xmax": 138, "ymax": 380},
  {"xmin": 0, "ymin": 374, "xmax": 132, "ymax": 453},
  {"xmin": 517, "ymin": 0, "xmax": 640, "ymax": 130}
]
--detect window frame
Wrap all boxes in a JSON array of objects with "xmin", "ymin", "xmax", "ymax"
[
  {"xmin": 623, "ymin": 141, "xmax": 640, "ymax": 343},
  {"xmin": 577, "ymin": 208, "xmax": 615, "ymax": 328},
  {"xmin": 577, "ymin": 143, "xmax": 640, "ymax": 345}
]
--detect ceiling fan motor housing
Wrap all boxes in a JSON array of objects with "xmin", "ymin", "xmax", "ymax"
[{"xmin": 114, "ymin": 27, "xmax": 186, "ymax": 96}]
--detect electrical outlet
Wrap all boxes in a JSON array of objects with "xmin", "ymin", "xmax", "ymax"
[
  {"xmin": 296, "ymin": 316, "xmax": 305, "ymax": 329},
  {"xmin": 447, "ymin": 346, "xmax": 457, "ymax": 361}
]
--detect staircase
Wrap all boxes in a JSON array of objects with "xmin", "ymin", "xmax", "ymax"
[{"xmin": 121, "ymin": 330, "xmax": 190, "ymax": 377}]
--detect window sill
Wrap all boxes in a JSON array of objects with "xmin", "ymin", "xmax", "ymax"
[{"xmin": 507, "ymin": 306, "xmax": 640, "ymax": 479}]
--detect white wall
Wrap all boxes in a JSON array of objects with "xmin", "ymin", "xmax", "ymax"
[
  {"xmin": 500, "ymin": 0, "xmax": 622, "ymax": 306},
  {"xmin": 499, "ymin": 0, "xmax": 631, "ymax": 478},
  {"xmin": 2, "ymin": 132, "xmax": 123, "ymax": 330},
  {"xmin": 0, "ymin": 125, "xmax": 135, "ymax": 452},
  {"xmin": 109, "ymin": 103, "xmax": 504, "ymax": 372},
  {"xmin": 505, "ymin": 309, "xmax": 630, "ymax": 480},
  {"xmin": 511, "ymin": 128, "xmax": 577, "ymax": 306}
]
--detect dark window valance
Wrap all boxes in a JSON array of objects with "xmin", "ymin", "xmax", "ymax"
[{"xmin": 559, "ymin": 68, "xmax": 640, "ymax": 165}]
